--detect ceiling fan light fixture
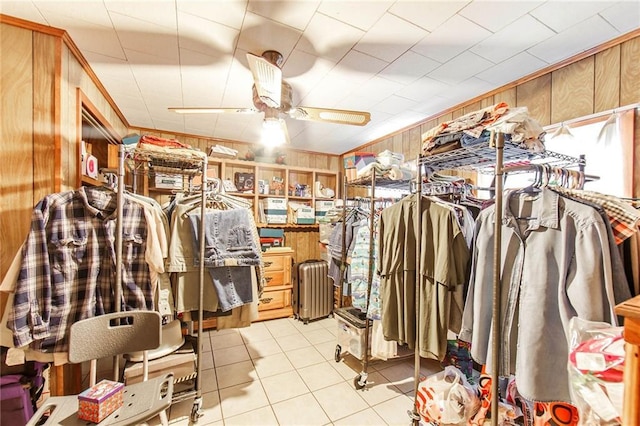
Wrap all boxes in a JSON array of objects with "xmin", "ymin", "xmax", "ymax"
[
  {"xmin": 261, "ymin": 118, "xmax": 288, "ymax": 146},
  {"xmin": 247, "ymin": 52, "xmax": 282, "ymax": 109}
]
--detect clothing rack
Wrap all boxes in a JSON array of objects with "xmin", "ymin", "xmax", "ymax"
[
  {"xmin": 410, "ymin": 133, "xmax": 586, "ymax": 425},
  {"xmin": 340, "ymin": 173, "xmax": 412, "ymax": 390},
  {"xmin": 119, "ymin": 143, "xmax": 208, "ymax": 422}
]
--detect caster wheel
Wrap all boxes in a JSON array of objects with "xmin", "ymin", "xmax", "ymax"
[
  {"xmin": 353, "ymin": 374, "xmax": 366, "ymax": 390},
  {"xmin": 334, "ymin": 345, "xmax": 342, "ymax": 363}
]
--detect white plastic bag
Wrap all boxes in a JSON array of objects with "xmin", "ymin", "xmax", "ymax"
[{"xmin": 416, "ymin": 366, "xmax": 480, "ymax": 425}]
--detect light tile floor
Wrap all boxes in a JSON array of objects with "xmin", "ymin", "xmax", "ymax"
[{"xmin": 141, "ymin": 316, "xmax": 444, "ymax": 426}]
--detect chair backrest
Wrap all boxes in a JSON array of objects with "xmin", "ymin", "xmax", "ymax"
[{"xmin": 68, "ymin": 311, "xmax": 162, "ymax": 364}]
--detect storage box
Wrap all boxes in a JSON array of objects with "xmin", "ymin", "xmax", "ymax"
[
  {"xmin": 264, "ymin": 198, "xmax": 287, "ymax": 224},
  {"xmin": 266, "ymin": 214, "xmax": 287, "ymax": 224},
  {"xmin": 259, "ymin": 228, "xmax": 285, "ymax": 239},
  {"xmin": 315, "ymin": 200, "xmax": 335, "ymax": 223},
  {"xmin": 335, "ymin": 309, "xmax": 371, "ymax": 361},
  {"xmin": 264, "ymin": 198, "xmax": 287, "ymax": 210},
  {"xmin": 288, "ymin": 202, "xmax": 315, "ymax": 225},
  {"xmin": 153, "ymin": 173, "xmax": 182, "ymax": 190},
  {"xmin": 343, "ymin": 152, "xmax": 375, "ymax": 169},
  {"xmin": 78, "ymin": 380, "xmax": 124, "ymax": 423}
]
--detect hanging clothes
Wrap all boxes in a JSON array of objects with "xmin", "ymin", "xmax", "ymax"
[
  {"xmin": 459, "ymin": 188, "xmax": 630, "ymax": 402},
  {"xmin": 378, "ymin": 193, "xmax": 469, "ymax": 361}
]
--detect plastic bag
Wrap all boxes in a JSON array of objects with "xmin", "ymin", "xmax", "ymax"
[
  {"xmin": 568, "ymin": 317, "xmax": 624, "ymax": 425},
  {"xmin": 416, "ymin": 366, "xmax": 480, "ymax": 425}
]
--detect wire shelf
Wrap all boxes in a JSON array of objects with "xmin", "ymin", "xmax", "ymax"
[
  {"xmin": 420, "ymin": 141, "xmax": 584, "ymax": 175},
  {"xmin": 346, "ymin": 175, "xmax": 413, "ymax": 191},
  {"xmin": 128, "ymin": 148, "xmax": 206, "ymax": 176}
]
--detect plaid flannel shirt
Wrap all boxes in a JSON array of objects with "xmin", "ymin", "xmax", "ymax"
[{"xmin": 9, "ymin": 187, "xmax": 153, "ymax": 352}]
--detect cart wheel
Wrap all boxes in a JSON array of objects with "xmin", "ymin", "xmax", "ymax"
[
  {"xmin": 353, "ymin": 374, "xmax": 366, "ymax": 390},
  {"xmin": 334, "ymin": 345, "xmax": 342, "ymax": 362},
  {"xmin": 190, "ymin": 397, "xmax": 203, "ymax": 422}
]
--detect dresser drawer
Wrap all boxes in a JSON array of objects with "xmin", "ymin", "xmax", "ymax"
[
  {"xmin": 263, "ymin": 255, "xmax": 287, "ymax": 272},
  {"xmin": 258, "ymin": 289, "xmax": 291, "ymax": 312},
  {"xmin": 264, "ymin": 270, "xmax": 286, "ymax": 287}
]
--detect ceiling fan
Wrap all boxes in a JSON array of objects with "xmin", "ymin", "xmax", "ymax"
[{"xmin": 169, "ymin": 50, "xmax": 371, "ymax": 145}]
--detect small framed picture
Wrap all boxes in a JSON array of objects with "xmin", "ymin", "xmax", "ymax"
[{"xmin": 222, "ymin": 179, "xmax": 238, "ymax": 192}]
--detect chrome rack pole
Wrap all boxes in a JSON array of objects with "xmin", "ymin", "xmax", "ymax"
[
  {"xmin": 113, "ymin": 143, "xmax": 125, "ymax": 381},
  {"xmin": 410, "ymin": 154, "xmax": 422, "ymax": 425},
  {"xmin": 491, "ymin": 132, "xmax": 504, "ymax": 426},
  {"xmin": 339, "ymin": 175, "xmax": 348, "ymax": 308}
]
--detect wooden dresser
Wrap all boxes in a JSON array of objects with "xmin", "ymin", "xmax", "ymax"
[
  {"xmin": 257, "ymin": 248, "xmax": 294, "ymax": 321},
  {"xmin": 615, "ymin": 295, "xmax": 640, "ymax": 425}
]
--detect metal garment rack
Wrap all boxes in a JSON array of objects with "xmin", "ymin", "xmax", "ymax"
[
  {"xmin": 408, "ymin": 134, "xmax": 586, "ymax": 425},
  {"xmin": 339, "ymin": 173, "xmax": 412, "ymax": 390},
  {"xmin": 117, "ymin": 144, "xmax": 208, "ymax": 422}
]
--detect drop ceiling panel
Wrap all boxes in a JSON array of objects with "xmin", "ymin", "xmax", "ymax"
[
  {"xmin": 440, "ymin": 76, "xmax": 495, "ymax": 104},
  {"xmin": 428, "ymin": 51, "xmax": 493, "ymax": 85},
  {"xmin": 349, "ymin": 76, "xmax": 404, "ymax": 103},
  {"xmin": 296, "ymin": 12, "xmax": 365, "ymax": 62},
  {"xmin": 33, "ymin": 1, "xmax": 112, "ymax": 26},
  {"xmin": 1, "ymin": 1, "xmax": 47, "ymax": 25},
  {"xmin": 458, "ymin": 0, "xmax": 544, "ymax": 32},
  {"xmin": 599, "ymin": 1, "xmax": 640, "ymax": 33},
  {"xmin": 529, "ymin": 0, "xmax": 614, "ymax": 33},
  {"xmin": 389, "ymin": 0, "xmax": 470, "ymax": 32},
  {"xmin": 317, "ymin": 0, "xmax": 393, "ymax": 31},
  {"xmin": 282, "ymin": 50, "xmax": 336, "ymax": 100},
  {"xmin": 247, "ymin": 0, "xmax": 319, "ymax": 31},
  {"xmin": 476, "ymin": 51, "xmax": 548, "ymax": 86},
  {"xmin": 353, "ymin": 13, "xmax": 428, "ymax": 62},
  {"xmin": 527, "ymin": 15, "xmax": 620, "ymax": 64},
  {"xmin": 104, "ymin": 0, "xmax": 177, "ymax": 30},
  {"xmin": 177, "ymin": 12, "xmax": 239, "ymax": 57},
  {"xmin": 378, "ymin": 50, "xmax": 441, "ymax": 85},
  {"xmin": 329, "ymin": 50, "xmax": 388, "ymax": 84},
  {"xmin": 471, "ymin": 14, "xmax": 555, "ymax": 64},
  {"xmin": 176, "ymin": 0, "xmax": 247, "ymax": 30},
  {"xmin": 396, "ymin": 75, "xmax": 451, "ymax": 102},
  {"xmin": 373, "ymin": 95, "xmax": 419, "ymax": 115},
  {"xmin": 412, "ymin": 14, "xmax": 492, "ymax": 63},
  {"xmin": 236, "ymin": 11, "xmax": 302, "ymax": 58},
  {"xmin": 111, "ymin": 13, "xmax": 179, "ymax": 62}
]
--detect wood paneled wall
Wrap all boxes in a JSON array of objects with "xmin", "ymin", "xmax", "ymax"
[{"xmin": 345, "ymin": 35, "xmax": 640, "ymax": 199}]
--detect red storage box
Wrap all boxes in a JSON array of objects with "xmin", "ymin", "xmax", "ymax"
[{"xmin": 78, "ymin": 380, "xmax": 124, "ymax": 423}]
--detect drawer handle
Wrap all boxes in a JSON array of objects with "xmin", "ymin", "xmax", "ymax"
[
  {"xmin": 265, "ymin": 276, "xmax": 273, "ymax": 283},
  {"xmin": 264, "ymin": 261, "xmax": 273, "ymax": 267},
  {"xmin": 260, "ymin": 297, "xmax": 273, "ymax": 304}
]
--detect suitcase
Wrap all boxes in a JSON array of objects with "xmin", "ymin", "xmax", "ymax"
[{"xmin": 293, "ymin": 260, "xmax": 333, "ymax": 323}]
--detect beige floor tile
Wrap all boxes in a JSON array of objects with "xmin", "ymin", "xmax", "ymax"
[
  {"xmin": 246, "ymin": 337, "xmax": 283, "ymax": 359},
  {"xmin": 169, "ymin": 390, "xmax": 222, "ymax": 425},
  {"xmin": 304, "ymin": 328, "xmax": 336, "ymax": 345},
  {"xmin": 315, "ymin": 340, "xmax": 340, "ymax": 362},
  {"xmin": 215, "ymin": 360, "xmax": 257, "ymax": 389},
  {"xmin": 297, "ymin": 361, "xmax": 344, "ymax": 391},
  {"xmin": 376, "ymin": 361, "xmax": 416, "ymax": 393},
  {"xmin": 264, "ymin": 320, "xmax": 300, "ymax": 338},
  {"xmin": 271, "ymin": 393, "xmax": 331, "ymax": 426},
  {"xmin": 260, "ymin": 370, "xmax": 310, "ymax": 404},
  {"xmin": 199, "ymin": 351, "xmax": 215, "ymax": 371},
  {"xmin": 213, "ymin": 344, "xmax": 250, "ymax": 367},
  {"xmin": 317, "ymin": 317, "xmax": 338, "ymax": 329},
  {"xmin": 198, "ymin": 337, "xmax": 212, "ymax": 353},
  {"xmin": 313, "ymin": 381, "xmax": 369, "ymax": 421},
  {"xmin": 276, "ymin": 332, "xmax": 311, "ymax": 351},
  {"xmin": 253, "ymin": 352, "xmax": 295, "ymax": 378},
  {"xmin": 332, "ymin": 407, "xmax": 387, "ymax": 426},
  {"xmin": 371, "ymin": 394, "xmax": 415, "ymax": 426},
  {"xmin": 210, "ymin": 332, "xmax": 244, "ymax": 350},
  {"xmin": 354, "ymin": 370, "xmax": 404, "ymax": 406},
  {"xmin": 293, "ymin": 320, "xmax": 326, "ymax": 332},
  {"xmin": 331, "ymin": 356, "xmax": 364, "ymax": 380},
  {"xmin": 200, "ymin": 367, "xmax": 218, "ymax": 393},
  {"xmin": 219, "ymin": 380, "xmax": 270, "ymax": 419},
  {"xmin": 285, "ymin": 346, "xmax": 326, "ymax": 369},
  {"xmin": 209, "ymin": 327, "xmax": 240, "ymax": 336},
  {"xmin": 223, "ymin": 405, "xmax": 279, "ymax": 425}
]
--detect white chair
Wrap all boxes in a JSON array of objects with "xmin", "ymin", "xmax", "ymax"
[{"xmin": 27, "ymin": 311, "xmax": 173, "ymax": 426}]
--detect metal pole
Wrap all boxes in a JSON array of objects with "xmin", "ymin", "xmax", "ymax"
[
  {"xmin": 491, "ymin": 132, "xmax": 504, "ymax": 426},
  {"xmin": 113, "ymin": 143, "xmax": 125, "ymax": 380},
  {"xmin": 361, "ymin": 172, "xmax": 376, "ymax": 382},
  {"xmin": 410, "ymin": 154, "xmax": 422, "ymax": 424}
]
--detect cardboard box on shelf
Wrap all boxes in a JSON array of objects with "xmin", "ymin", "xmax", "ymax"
[
  {"xmin": 315, "ymin": 200, "xmax": 335, "ymax": 223},
  {"xmin": 152, "ymin": 173, "xmax": 182, "ymax": 190},
  {"xmin": 78, "ymin": 380, "xmax": 124, "ymax": 423}
]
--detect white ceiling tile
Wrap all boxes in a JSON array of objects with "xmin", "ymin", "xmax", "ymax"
[
  {"xmin": 527, "ymin": 15, "xmax": 619, "ymax": 64},
  {"xmin": 389, "ymin": 0, "xmax": 470, "ymax": 32},
  {"xmin": 221, "ymin": 50, "xmax": 255, "ymax": 107},
  {"xmin": 349, "ymin": 76, "xmax": 404, "ymax": 103},
  {"xmin": 68, "ymin": 28, "xmax": 126, "ymax": 62},
  {"xmin": 396, "ymin": 76, "xmax": 451, "ymax": 102},
  {"xmin": 184, "ymin": 114, "xmax": 217, "ymax": 134},
  {"xmin": 439, "ymin": 76, "xmax": 495, "ymax": 103},
  {"xmin": 335, "ymin": 95, "xmax": 378, "ymax": 112},
  {"xmin": 471, "ymin": 14, "xmax": 555, "ymax": 63},
  {"xmin": 301, "ymin": 76, "xmax": 354, "ymax": 107},
  {"xmin": 177, "ymin": 0, "xmax": 247, "ymax": 30},
  {"xmin": 412, "ymin": 14, "xmax": 492, "ymax": 62},
  {"xmin": 378, "ymin": 50, "xmax": 440, "ymax": 85},
  {"xmin": 179, "ymin": 52, "xmax": 231, "ymax": 107},
  {"xmin": 458, "ymin": 0, "xmax": 544, "ymax": 32},
  {"xmin": 33, "ymin": 1, "xmax": 113, "ymax": 27},
  {"xmin": 428, "ymin": 51, "xmax": 493, "ymax": 85},
  {"xmin": 128, "ymin": 62, "xmax": 182, "ymax": 100},
  {"xmin": 529, "ymin": 0, "xmax": 616, "ymax": 33},
  {"xmin": 247, "ymin": 0, "xmax": 319, "ymax": 31},
  {"xmin": 283, "ymin": 51, "xmax": 336, "ymax": 100},
  {"xmin": 177, "ymin": 12, "xmax": 239, "ymax": 57},
  {"xmin": 296, "ymin": 12, "xmax": 365, "ymax": 62},
  {"xmin": 110, "ymin": 12, "xmax": 179, "ymax": 62},
  {"xmin": 104, "ymin": 0, "xmax": 177, "ymax": 30},
  {"xmin": 236, "ymin": 11, "xmax": 302, "ymax": 59},
  {"xmin": 353, "ymin": 13, "xmax": 428, "ymax": 62},
  {"xmin": 318, "ymin": 0, "xmax": 393, "ymax": 31},
  {"xmin": 1, "ymin": 1, "xmax": 48, "ymax": 25},
  {"xmin": 410, "ymin": 95, "xmax": 455, "ymax": 115},
  {"xmin": 330, "ymin": 50, "xmax": 388, "ymax": 84},
  {"xmin": 476, "ymin": 51, "xmax": 548, "ymax": 86},
  {"xmin": 599, "ymin": 1, "xmax": 640, "ymax": 34}
]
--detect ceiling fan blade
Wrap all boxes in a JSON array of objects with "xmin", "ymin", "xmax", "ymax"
[
  {"xmin": 246, "ymin": 52, "xmax": 282, "ymax": 108},
  {"xmin": 289, "ymin": 107, "xmax": 371, "ymax": 126},
  {"xmin": 168, "ymin": 107, "xmax": 257, "ymax": 114}
]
